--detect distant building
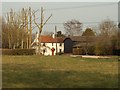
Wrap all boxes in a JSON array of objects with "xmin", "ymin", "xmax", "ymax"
[
  {"xmin": 32, "ymin": 32, "xmax": 97, "ymax": 55},
  {"xmin": 31, "ymin": 33, "xmax": 64, "ymax": 56},
  {"xmin": 64, "ymin": 36, "xmax": 96, "ymax": 55}
]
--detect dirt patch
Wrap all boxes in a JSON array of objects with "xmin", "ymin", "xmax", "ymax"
[{"xmin": 70, "ymin": 55, "xmax": 111, "ymax": 59}]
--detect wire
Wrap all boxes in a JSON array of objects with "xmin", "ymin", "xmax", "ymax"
[
  {"xmin": 44, "ymin": 3, "xmax": 117, "ymax": 11},
  {"xmin": 1, "ymin": 21, "xmax": 118, "ymax": 24},
  {"xmin": 1, "ymin": 2, "xmax": 117, "ymax": 14}
]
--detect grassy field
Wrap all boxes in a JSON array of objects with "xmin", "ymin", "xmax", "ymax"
[{"xmin": 2, "ymin": 55, "xmax": 119, "ymax": 88}]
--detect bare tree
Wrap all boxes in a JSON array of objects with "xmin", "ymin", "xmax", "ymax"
[
  {"xmin": 82, "ymin": 28, "xmax": 95, "ymax": 55},
  {"xmin": 99, "ymin": 19, "xmax": 117, "ymax": 37},
  {"xmin": 2, "ymin": 17, "xmax": 9, "ymax": 48},
  {"xmin": 3, "ymin": 8, "xmax": 31, "ymax": 49},
  {"xmin": 95, "ymin": 19, "xmax": 118, "ymax": 55},
  {"xmin": 64, "ymin": 19, "xmax": 82, "ymax": 36},
  {"xmin": 32, "ymin": 7, "xmax": 52, "ymax": 55}
]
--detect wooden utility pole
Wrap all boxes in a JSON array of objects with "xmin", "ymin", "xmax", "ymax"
[
  {"xmin": 55, "ymin": 26, "xmax": 58, "ymax": 55},
  {"xmin": 33, "ymin": 7, "xmax": 52, "ymax": 55},
  {"xmin": 29, "ymin": 7, "xmax": 32, "ymax": 49}
]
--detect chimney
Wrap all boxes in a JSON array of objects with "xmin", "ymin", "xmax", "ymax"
[{"xmin": 52, "ymin": 33, "xmax": 55, "ymax": 38}]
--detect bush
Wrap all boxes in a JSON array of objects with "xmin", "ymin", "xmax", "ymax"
[
  {"xmin": 56, "ymin": 52, "xmax": 64, "ymax": 55},
  {"xmin": 1, "ymin": 49, "xmax": 12, "ymax": 55},
  {"xmin": 88, "ymin": 46, "xmax": 95, "ymax": 55},
  {"xmin": 113, "ymin": 49, "xmax": 120, "ymax": 55},
  {"xmin": 2, "ymin": 49, "xmax": 36, "ymax": 55}
]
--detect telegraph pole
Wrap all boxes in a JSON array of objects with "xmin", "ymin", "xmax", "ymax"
[
  {"xmin": 29, "ymin": 7, "xmax": 32, "ymax": 49},
  {"xmin": 55, "ymin": 26, "xmax": 58, "ymax": 55}
]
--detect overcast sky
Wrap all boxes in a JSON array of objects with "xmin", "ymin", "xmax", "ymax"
[{"xmin": 2, "ymin": 2, "xmax": 118, "ymax": 34}]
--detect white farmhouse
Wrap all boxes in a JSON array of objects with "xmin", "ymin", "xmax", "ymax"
[{"xmin": 31, "ymin": 33, "xmax": 64, "ymax": 56}]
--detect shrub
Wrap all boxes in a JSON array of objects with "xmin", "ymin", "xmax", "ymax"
[
  {"xmin": 2, "ymin": 49, "xmax": 36, "ymax": 55},
  {"xmin": 88, "ymin": 46, "xmax": 95, "ymax": 55},
  {"xmin": 56, "ymin": 52, "xmax": 64, "ymax": 55},
  {"xmin": 95, "ymin": 39, "xmax": 113, "ymax": 55},
  {"xmin": 113, "ymin": 49, "xmax": 120, "ymax": 55},
  {"xmin": 1, "ymin": 49, "xmax": 12, "ymax": 55}
]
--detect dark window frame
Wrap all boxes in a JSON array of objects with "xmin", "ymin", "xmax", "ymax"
[
  {"xmin": 43, "ymin": 43, "xmax": 46, "ymax": 46},
  {"xmin": 60, "ymin": 43, "xmax": 62, "ymax": 46},
  {"xmin": 52, "ymin": 43, "xmax": 54, "ymax": 46}
]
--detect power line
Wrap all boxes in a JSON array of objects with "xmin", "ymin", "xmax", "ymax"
[
  {"xmin": 1, "ymin": 2, "xmax": 117, "ymax": 14},
  {"xmin": 44, "ymin": 3, "xmax": 117, "ymax": 11},
  {"xmin": 1, "ymin": 21, "xmax": 118, "ymax": 24}
]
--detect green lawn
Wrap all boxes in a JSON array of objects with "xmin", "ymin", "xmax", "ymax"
[{"xmin": 2, "ymin": 55, "xmax": 119, "ymax": 88}]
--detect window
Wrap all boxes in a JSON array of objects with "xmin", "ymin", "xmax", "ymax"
[
  {"xmin": 60, "ymin": 43, "xmax": 62, "ymax": 46},
  {"xmin": 52, "ymin": 43, "xmax": 54, "ymax": 46},
  {"xmin": 43, "ymin": 43, "xmax": 45, "ymax": 46}
]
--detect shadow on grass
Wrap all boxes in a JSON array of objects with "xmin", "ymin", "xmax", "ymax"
[{"xmin": 3, "ymin": 70, "xmax": 118, "ymax": 88}]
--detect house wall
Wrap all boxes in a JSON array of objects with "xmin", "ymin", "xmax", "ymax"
[{"xmin": 41, "ymin": 43, "xmax": 64, "ymax": 55}]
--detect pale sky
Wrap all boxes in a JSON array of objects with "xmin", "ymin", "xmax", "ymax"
[{"xmin": 2, "ymin": 2, "xmax": 118, "ymax": 34}]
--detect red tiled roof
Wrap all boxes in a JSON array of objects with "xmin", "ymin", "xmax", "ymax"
[{"xmin": 40, "ymin": 36, "xmax": 64, "ymax": 43}]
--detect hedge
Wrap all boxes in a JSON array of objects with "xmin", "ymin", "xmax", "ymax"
[
  {"xmin": 113, "ymin": 49, "xmax": 120, "ymax": 55},
  {"xmin": 2, "ymin": 49, "xmax": 36, "ymax": 55}
]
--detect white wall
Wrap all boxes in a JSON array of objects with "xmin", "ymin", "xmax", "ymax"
[{"xmin": 41, "ymin": 43, "xmax": 64, "ymax": 56}]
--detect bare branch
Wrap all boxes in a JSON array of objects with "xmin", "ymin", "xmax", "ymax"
[
  {"xmin": 32, "ymin": 10, "xmax": 41, "ymax": 30},
  {"xmin": 42, "ymin": 14, "xmax": 52, "ymax": 27},
  {"xmin": 32, "ymin": 26, "xmax": 37, "ymax": 30}
]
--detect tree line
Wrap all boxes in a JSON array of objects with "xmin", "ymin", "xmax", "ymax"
[
  {"xmin": 64, "ymin": 19, "xmax": 120, "ymax": 55},
  {"xmin": 2, "ymin": 7, "xmax": 52, "ymax": 55},
  {"xmin": 2, "ymin": 7, "xmax": 33, "ymax": 49},
  {"xmin": 1, "ymin": 7, "xmax": 120, "ymax": 55}
]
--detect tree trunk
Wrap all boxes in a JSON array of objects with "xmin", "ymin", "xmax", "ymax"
[
  {"xmin": 21, "ymin": 38, "xmax": 23, "ymax": 49},
  {"xmin": 38, "ymin": 33, "xmax": 41, "ymax": 55}
]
